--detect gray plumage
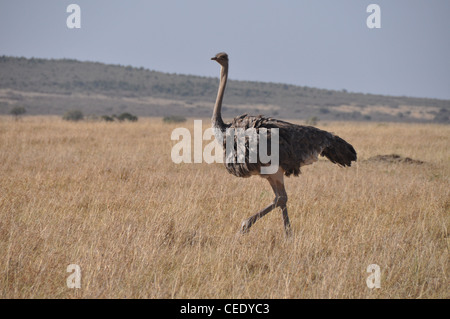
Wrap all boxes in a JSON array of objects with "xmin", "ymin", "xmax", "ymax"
[
  {"xmin": 211, "ymin": 52, "xmax": 357, "ymax": 236},
  {"xmin": 222, "ymin": 114, "xmax": 356, "ymax": 178}
]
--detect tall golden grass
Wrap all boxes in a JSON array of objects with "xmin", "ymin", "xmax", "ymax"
[{"xmin": 0, "ymin": 116, "xmax": 448, "ymax": 298}]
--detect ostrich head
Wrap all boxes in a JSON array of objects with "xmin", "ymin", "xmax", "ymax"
[{"xmin": 211, "ymin": 52, "xmax": 228, "ymax": 66}]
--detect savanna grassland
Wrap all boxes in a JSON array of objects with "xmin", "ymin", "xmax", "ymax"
[{"xmin": 0, "ymin": 116, "xmax": 448, "ymax": 298}]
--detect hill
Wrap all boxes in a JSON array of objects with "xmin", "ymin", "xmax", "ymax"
[{"xmin": 0, "ymin": 56, "xmax": 449, "ymax": 123}]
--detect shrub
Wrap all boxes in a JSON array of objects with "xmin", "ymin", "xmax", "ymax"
[
  {"xmin": 305, "ymin": 116, "xmax": 319, "ymax": 126},
  {"xmin": 10, "ymin": 106, "xmax": 26, "ymax": 120},
  {"xmin": 101, "ymin": 115, "xmax": 115, "ymax": 122},
  {"xmin": 116, "ymin": 112, "xmax": 138, "ymax": 122},
  {"xmin": 85, "ymin": 114, "xmax": 99, "ymax": 121},
  {"xmin": 63, "ymin": 110, "xmax": 84, "ymax": 122},
  {"xmin": 163, "ymin": 115, "xmax": 187, "ymax": 123}
]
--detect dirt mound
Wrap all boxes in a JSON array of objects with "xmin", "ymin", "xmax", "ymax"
[{"xmin": 367, "ymin": 154, "xmax": 425, "ymax": 165}]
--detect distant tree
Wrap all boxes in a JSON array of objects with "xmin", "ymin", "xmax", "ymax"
[
  {"xmin": 63, "ymin": 110, "xmax": 84, "ymax": 122},
  {"xmin": 10, "ymin": 106, "xmax": 26, "ymax": 120}
]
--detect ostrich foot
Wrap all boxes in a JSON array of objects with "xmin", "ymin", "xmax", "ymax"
[{"xmin": 240, "ymin": 219, "xmax": 252, "ymax": 234}]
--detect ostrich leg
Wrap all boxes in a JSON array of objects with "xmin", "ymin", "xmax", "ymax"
[
  {"xmin": 240, "ymin": 169, "xmax": 291, "ymax": 236},
  {"xmin": 276, "ymin": 180, "xmax": 292, "ymax": 237},
  {"xmin": 271, "ymin": 170, "xmax": 291, "ymax": 236},
  {"xmin": 240, "ymin": 202, "xmax": 276, "ymax": 234}
]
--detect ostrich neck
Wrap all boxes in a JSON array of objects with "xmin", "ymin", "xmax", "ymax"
[{"xmin": 212, "ymin": 64, "xmax": 228, "ymax": 131}]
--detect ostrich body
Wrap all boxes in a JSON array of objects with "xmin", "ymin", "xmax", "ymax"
[{"xmin": 211, "ymin": 52, "xmax": 357, "ymax": 236}]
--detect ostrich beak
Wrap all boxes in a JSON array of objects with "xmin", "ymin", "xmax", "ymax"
[{"xmin": 211, "ymin": 57, "xmax": 217, "ymax": 61}]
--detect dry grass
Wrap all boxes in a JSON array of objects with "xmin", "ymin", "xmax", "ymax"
[{"xmin": 0, "ymin": 116, "xmax": 448, "ymax": 299}]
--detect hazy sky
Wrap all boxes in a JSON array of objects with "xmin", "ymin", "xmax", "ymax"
[{"xmin": 1, "ymin": 0, "xmax": 449, "ymax": 99}]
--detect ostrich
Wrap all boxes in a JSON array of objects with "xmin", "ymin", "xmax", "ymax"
[{"xmin": 211, "ymin": 52, "xmax": 357, "ymax": 236}]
